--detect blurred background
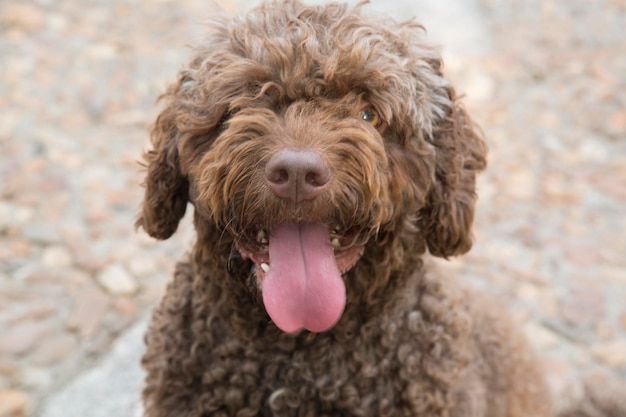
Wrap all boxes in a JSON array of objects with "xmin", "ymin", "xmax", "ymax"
[{"xmin": 0, "ymin": 0, "xmax": 624, "ymax": 416}]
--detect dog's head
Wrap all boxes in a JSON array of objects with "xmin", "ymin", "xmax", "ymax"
[{"xmin": 137, "ymin": 0, "xmax": 487, "ymax": 333}]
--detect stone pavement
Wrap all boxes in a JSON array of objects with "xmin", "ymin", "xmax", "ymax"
[
  {"xmin": 36, "ymin": 318, "xmax": 146, "ymax": 417},
  {"xmin": 0, "ymin": 0, "xmax": 624, "ymax": 416}
]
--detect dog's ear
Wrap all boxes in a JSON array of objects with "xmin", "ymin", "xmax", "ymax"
[
  {"xmin": 419, "ymin": 86, "xmax": 487, "ymax": 258},
  {"xmin": 136, "ymin": 90, "xmax": 189, "ymax": 240}
]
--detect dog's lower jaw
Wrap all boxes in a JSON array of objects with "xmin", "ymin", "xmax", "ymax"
[{"xmin": 235, "ymin": 222, "xmax": 365, "ymax": 333}]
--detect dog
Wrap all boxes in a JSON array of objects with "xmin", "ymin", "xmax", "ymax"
[{"xmin": 136, "ymin": 1, "xmax": 621, "ymax": 416}]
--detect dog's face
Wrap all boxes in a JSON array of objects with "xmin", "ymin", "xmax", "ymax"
[{"xmin": 137, "ymin": 0, "xmax": 487, "ymax": 333}]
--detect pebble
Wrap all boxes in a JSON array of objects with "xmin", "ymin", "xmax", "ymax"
[
  {"xmin": 107, "ymin": 109, "xmax": 151, "ymax": 127},
  {"xmin": 600, "ymin": 266, "xmax": 626, "ymax": 284},
  {"xmin": 30, "ymin": 333, "xmax": 79, "ymax": 366},
  {"xmin": 0, "ymin": 390, "xmax": 28, "ymax": 417},
  {"xmin": 559, "ymin": 287, "xmax": 605, "ymax": 328},
  {"xmin": 96, "ymin": 265, "xmax": 139, "ymax": 296},
  {"xmin": 515, "ymin": 282, "xmax": 540, "ymax": 300},
  {"xmin": 138, "ymin": 281, "xmax": 167, "ymax": 305},
  {"xmin": 46, "ymin": 13, "xmax": 69, "ymax": 32},
  {"xmin": 10, "ymin": 265, "xmax": 38, "ymax": 282},
  {"xmin": 113, "ymin": 297, "xmax": 138, "ymax": 317},
  {"xmin": 7, "ymin": 239, "xmax": 32, "ymax": 259},
  {"xmin": 563, "ymin": 244, "xmax": 599, "ymax": 268},
  {"xmin": 70, "ymin": 242, "xmax": 109, "ymax": 272},
  {"xmin": 0, "ymin": 361, "xmax": 18, "ymax": 377},
  {"xmin": 127, "ymin": 256, "xmax": 158, "ymax": 278},
  {"xmin": 542, "ymin": 174, "xmax": 580, "ymax": 204},
  {"xmin": 464, "ymin": 71, "xmax": 495, "ymax": 104},
  {"xmin": 590, "ymin": 340, "xmax": 626, "ymax": 368},
  {"xmin": 0, "ymin": 322, "xmax": 49, "ymax": 356},
  {"xmin": 503, "ymin": 170, "xmax": 535, "ymax": 201},
  {"xmin": 19, "ymin": 368, "xmax": 54, "ymax": 391},
  {"xmin": 541, "ymin": 355, "xmax": 585, "ymax": 415},
  {"xmin": 7, "ymin": 303, "xmax": 56, "ymax": 325},
  {"xmin": 58, "ymin": 270, "xmax": 91, "ymax": 299},
  {"xmin": 0, "ymin": 203, "xmax": 30, "ymax": 229},
  {"xmin": 40, "ymin": 245, "xmax": 74, "ymax": 269},
  {"xmin": 66, "ymin": 285, "xmax": 110, "ymax": 339},
  {"xmin": 578, "ymin": 139, "xmax": 610, "ymax": 163},
  {"xmin": 594, "ymin": 322, "xmax": 615, "ymax": 341},
  {"xmin": 524, "ymin": 322, "xmax": 559, "ymax": 350},
  {"xmin": 86, "ymin": 43, "xmax": 119, "ymax": 60},
  {"xmin": 20, "ymin": 223, "xmax": 62, "ymax": 245},
  {"xmin": 1, "ymin": 3, "xmax": 45, "ymax": 32}
]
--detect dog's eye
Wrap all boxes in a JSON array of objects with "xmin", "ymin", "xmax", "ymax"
[{"xmin": 359, "ymin": 108, "xmax": 381, "ymax": 128}]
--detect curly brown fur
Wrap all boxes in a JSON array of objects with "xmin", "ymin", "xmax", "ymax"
[{"xmin": 137, "ymin": 1, "xmax": 560, "ymax": 416}]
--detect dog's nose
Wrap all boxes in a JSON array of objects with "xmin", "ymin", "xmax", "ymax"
[{"xmin": 264, "ymin": 149, "xmax": 331, "ymax": 203}]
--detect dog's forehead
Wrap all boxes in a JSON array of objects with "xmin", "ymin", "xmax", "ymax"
[
  {"xmin": 186, "ymin": 1, "xmax": 450, "ymax": 138},
  {"xmin": 213, "ymin": 2, "xmax": 425, "ymax": 93}
]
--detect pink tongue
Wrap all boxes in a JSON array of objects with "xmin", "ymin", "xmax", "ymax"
[{"xmin": 262, "ymin": 224, "xmax": 346, "ymax": 333}]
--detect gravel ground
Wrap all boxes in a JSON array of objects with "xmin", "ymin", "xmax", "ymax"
[{"xmin": 1, "ymin": 0, "xmax": 625, "ymax": 416}]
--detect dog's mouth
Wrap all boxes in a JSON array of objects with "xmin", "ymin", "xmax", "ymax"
[{"xmin": 236, "ymin": 223, "xmax": 364, "ymax": 334}]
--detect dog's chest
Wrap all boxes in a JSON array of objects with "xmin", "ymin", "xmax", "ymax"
[{"xmin": 200, "ymin": 330, "xmax": 450, "ymax": 417}]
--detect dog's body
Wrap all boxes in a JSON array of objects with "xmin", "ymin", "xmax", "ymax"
[
  {"xmin": 142, "ymin": 260, "xmax": 550, "ymax": 416},
  {"xmin": 135, "ymin": 1, "xmax": 607, "ymax": 416}
]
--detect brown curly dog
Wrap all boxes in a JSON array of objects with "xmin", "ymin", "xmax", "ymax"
[{"xmin": 136, "ymin": 1, "xmax": 620, "ymax": 416}]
